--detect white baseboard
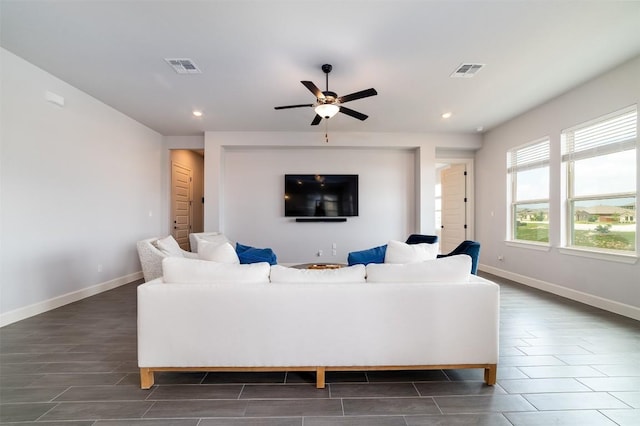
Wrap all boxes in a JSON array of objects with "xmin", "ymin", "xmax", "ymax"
[
  {"xmin": 479, "ymin": 264, "xmax": 640, "ymax": 321},
  {"xmin": 0, "ymin": 272, "xmax": 143, "ymax": 328}
]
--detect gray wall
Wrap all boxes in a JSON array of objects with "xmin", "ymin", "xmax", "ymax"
[
  {"xmin": 475, "ymin": 56, "xmax": 640, "ymax": 318},
  {"xmin": 0, "ymin": 48, "xmax": 167, "ymax": 325}
]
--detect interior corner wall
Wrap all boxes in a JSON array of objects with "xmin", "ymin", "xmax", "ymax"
[
  {"xmin": 475, "ymin": 56, "xmax": 640, "ymax": 316},
  {"xmin": 203, "ymin": 132, "xmax": 480, "ymax": 264},
  {"xmin": 0, "ymin": 49, "xmax": 166, "ymax": 325}
]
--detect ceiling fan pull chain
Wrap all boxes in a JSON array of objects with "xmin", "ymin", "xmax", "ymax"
[{"xmin": 325, "ymin": 120, "xmax": 329, "ymax": 143}]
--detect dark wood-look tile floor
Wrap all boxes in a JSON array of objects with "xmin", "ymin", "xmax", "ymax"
[{"xmin": 1, "ymin": 272, "xmax": 639, "ymax": 425}]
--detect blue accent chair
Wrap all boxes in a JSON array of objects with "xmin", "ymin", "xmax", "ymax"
[
  {"xmin": 405, "ymin": 234, "xmax": 480, "ymax": 275},
  {"xmin": 436, "ymin": 240, "xmax": 481, "ymax": 275}
]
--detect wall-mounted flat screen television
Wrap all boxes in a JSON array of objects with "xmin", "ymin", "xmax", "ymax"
[{"xmin": 284, "ymin": 174, "xmax": 358, "ymax": 217}]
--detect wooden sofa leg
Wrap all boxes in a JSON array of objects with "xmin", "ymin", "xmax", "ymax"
[
  {"xmin": 140, "ymin": 368, "xmax": 155, "ymax": 389},
  {"xmin": 484, "ymin": 365, "xmax": 497, "ymax": 385},
  {"xmin": 316, "ymin": 367, "xmax": 326, "ymax": 389}
]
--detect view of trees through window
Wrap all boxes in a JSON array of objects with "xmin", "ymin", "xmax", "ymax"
[
  {"xmin": 514, "ymin": 202, "xmax": 549, "ymax": 243},
  {"xmin": 571, "ymin": 197, "xmax": 636, "ymax": 252}
]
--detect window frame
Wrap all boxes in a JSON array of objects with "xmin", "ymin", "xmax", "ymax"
[
  {"xmin": 507, "ymin": 137, "xmax": 551, "ymax": 245},
  {"xmin": 562, "ymin": 105, "xmax": 637, "ymax": 256}
]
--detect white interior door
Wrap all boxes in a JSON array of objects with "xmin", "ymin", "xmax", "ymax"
[
  {"xmin": 171, "ymin": 162, "xmax": 192, "ymax": 251},
  {"xmin": 441, "ymin": 163, "xmax": 468, "ymax": 253}
]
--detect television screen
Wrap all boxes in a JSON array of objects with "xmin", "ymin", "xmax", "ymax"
[{"xmin": 284, "ymin": 174, "xmax": 358, "ymax": 217}]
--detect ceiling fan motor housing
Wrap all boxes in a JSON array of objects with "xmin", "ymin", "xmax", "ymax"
[{"xmin": 321, "ymin": 91, "xmax": 338, "ymax": 103}]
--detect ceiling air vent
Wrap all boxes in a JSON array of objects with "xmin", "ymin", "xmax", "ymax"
[
  {"xmin": 165, "ymin": 58, "xmax": 201, "ymax": 74},
  {"xmin": 450, "ymin": 63, "xmax": 485, "ymax": 78}
]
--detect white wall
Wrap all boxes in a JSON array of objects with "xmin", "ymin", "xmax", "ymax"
[
  {"xmin": 0, "ymin": 49, "xmax": 167, "ymax": 325},
  {"xmin": 476, "ymin": 56, "xmax": 640, "ymax": 318},
  {"xmin": 204, "ymin": 131, "xmax": 481, "ymax": 264}
]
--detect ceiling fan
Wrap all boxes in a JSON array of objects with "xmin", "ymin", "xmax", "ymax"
[{"xmin": 274, "ymin": 64, "xmax": 377, "ymax": 125}]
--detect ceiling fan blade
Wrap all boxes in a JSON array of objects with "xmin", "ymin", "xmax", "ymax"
[
  {"xmin": 337, "ymin": 88, "xmax": 378, "ymax": 104},
  {"xmin": 301, "ymin": 81, "xmax": 324, "ymax": 99},
  {"xmin": 339, "ymin": 106, "xmax": 369, "ymax": 121},
  {"xmin": 274, "ymin": 104, "xmax": 314, "ymax": 110},
  {"xmin": 311, "ymin": 114, "xmax": 322, "ymax": 125}
]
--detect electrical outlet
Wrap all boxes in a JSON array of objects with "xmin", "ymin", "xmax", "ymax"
[
  {"xmin": 332, "ymin": 249, "xmax": 337, "ymax": 256},
  {"xmin": 317, "ymin": 250, "xmax": 323, "ymax": 257},
  {"xmin": 97, "ymin": 264, "xmax": 103, "ymax": 272},
  {"xmin": 497, "ymin": 255, "xmax": 504, "ymax": 261}
]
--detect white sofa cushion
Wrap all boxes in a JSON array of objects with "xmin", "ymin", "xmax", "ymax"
[
  {"xmin": 270, "ymin": 264, "xmax": 366, "ymax": 283},
  {"xmin": 384, "ymin": 240, "xmax": 439, "ymax": 263},
  {"xmin": 155, "ymin": 235, "xmax": 185, "ymax": 257},
  {"xmin": 193, "ymin": 232, "xmax": 231, "ymax": 253},
  {"xmin": 198, "ymin": 241, "xmax": 240, "ymax": 264},
  {"xmin": 162, "ymin": 257, "xmax": 270, "ymax": 284},
  {"xmin": 367, "ymin": 255, "xmax": 471, "ymax": 283}
]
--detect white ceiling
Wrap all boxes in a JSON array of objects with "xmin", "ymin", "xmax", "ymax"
[{"xmin": 2, "ymin": 0, "xmax": 639, "ymax": 136}]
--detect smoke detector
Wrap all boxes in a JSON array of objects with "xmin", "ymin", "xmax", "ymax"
[
  {"xmin": 450, "ymin": 63, "xmax": 485, "ymax": 78},
  {"xmin": 165, "ymin": 58, "xmax": 201, "ymax": 74}
]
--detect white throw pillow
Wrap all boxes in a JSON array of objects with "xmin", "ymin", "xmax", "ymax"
[
  {"xmin": 155, "ymin": 235, "xmax": 184, "ymax": 257},
  {"xmin": 195, "ymin": 233, "xmax": 231, "ymax": 253},
  {"xmin": 384, "ymin": 240, "xmax": 439, "ymax": 264},
  {"xmin": 162, "ymin": 257, "xmax": 270, "ymax": 284},
  {"xmin": 366, "ymin": 255, "xmax": 471, "ymax": 283},
  {"xmin": 198, "ymin": 241, "xmax": 240, "ymax": 264},
  {"xmin": 269, "ymin": 264, "xmax": 366, "ymax": 284}
]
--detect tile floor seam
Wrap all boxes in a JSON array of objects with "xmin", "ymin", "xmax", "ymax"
[
  {"xmin": 140, "ymin": 399, "xmax": 158, "ymax": 419},
  {"xmin": 411, "ymin": 382, "xmax": 421, "ymax": 397},
  {"xmin": 33, "ymin": 401, "xmax": 60, "ymax": 423},
  {"xmin": 606, "ymin": 391, "xmax": 635, "ymax": 409},
  {"xmin": 237, "ymin": 383, "xmax": 246, "ymax": 399},
  {"xmin": 430, "ymin": 396, "xmax": 444, "ymax": 415}
]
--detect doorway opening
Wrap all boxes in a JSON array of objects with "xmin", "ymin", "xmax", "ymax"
[
  {"xmin": 436, "ymin": 159, "xmax": 474, "ymax": 253},
  {"xmin": 170, "ymin": 150, "xmax": 205, "ymax": 251}
]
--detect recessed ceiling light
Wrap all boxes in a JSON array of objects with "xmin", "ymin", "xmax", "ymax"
[
  {"xmin": 441, "ymin": 112, "xmax": 452, "ymax": 119},
  {"xmin": 476, "ymin": 126, "xmax": 484, "ymax": 132},
  {"xmin": 192, "ymin": 110, "xmax": 203, "ymax": 117}
]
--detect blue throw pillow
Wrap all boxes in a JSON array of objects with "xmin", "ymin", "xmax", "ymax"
[
  {"xmin": 347, "ymin": 244, "xmax": 387, "ymax": 266},
  {"xmin": 236, "ymin": 243, "xmax": 278, "ymax": 265}
]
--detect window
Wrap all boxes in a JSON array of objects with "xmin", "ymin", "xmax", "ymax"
[
  {"xmin": 508, "ymin": 138, "xmax": 550, "ymax": 243},
  {"xmin": 562, "ymin": 105, "xmax": 637, "ymax": 254}
]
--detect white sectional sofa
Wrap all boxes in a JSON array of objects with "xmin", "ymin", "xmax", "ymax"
[
  {"xmin": 137, "ymin": 254, "xmax": 500, "ymax": 389},
  {"xmin": 137, "ymin": 232, "xmax": 230, "ymax": 282}
]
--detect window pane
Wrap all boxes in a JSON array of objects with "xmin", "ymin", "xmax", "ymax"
[
  {"xmin": 573, "ymin": 150, "xmax": 636, "ymax": 197},
  {"xmin": 514, "ymin": 202, "xmax": 549, "ymax": 242},
  {"xmin": 516, "ymin": 167, "xmax": 549, "ymax": 201},
  {"xmin": 571, "ymin": 197, "xmax": 636, "ymax": 252}
]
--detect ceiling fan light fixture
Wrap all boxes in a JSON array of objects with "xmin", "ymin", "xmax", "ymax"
[{"xmin": 315, "ymin": 103, "xmax": 340, "ymax": 119}]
